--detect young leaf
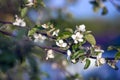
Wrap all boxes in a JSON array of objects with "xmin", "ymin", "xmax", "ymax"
[
  {"xmin": 72, "ymin": 44, "xmax": 79, "ymax": 52},
  {"xmin": 21, "ymin": 7, "xmax": 28, "ymax": 17},
  {"xmin": 65, "ymin": 28, "xmax": 73, "ymax": 33},
  {"xmin": 93, "ymin": 6, "xmax": 100, "ymax": 12},
  {"xmin": 71, "ymin": 50, "xmax": 84, "ymax": 59},
  {"xmin": 84, "ymin": 59, "xmax": 91, "ymax": 69},
  {"xmin": 102, "ymin": 7, "xmax": 108, "ymax": 15},
  {"xmin": 115, "ymin": 52, "xmax": 120, "ymax": 60},
  {"xmin": 28, "ymin": 28, "xmax": 37, "ymax": 36},
  {"xmin": 85, "ymin": 34, "xmax": 96, "ymax": 45},
  {"xmin": 107, "ymin": 46, "xmax": 114, "ymax": 51},
  {"xmin": 58, "ymin": 32, "xmax": 72, "ymax": 39}
]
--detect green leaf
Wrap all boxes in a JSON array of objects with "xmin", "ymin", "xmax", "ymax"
[
  {"xmin": 102, "ymin": 7, "xmax": 108, "ymax": 15},
  {"xmin": 107, "ymin": 46, "xmax": 114, "ymax": 51},
  {"xmin": 117, "ymin": 48, "xmax": 120, "ymax": 52},
  {"xmin": 21, "ymin": 7, "xmax": 28, "ymax": 17},
  {"xmin": 72, "ymin": 44, "xmax": 79, "ymax": 52},
  {"xmin": 71, "ymin": 50, "xmax": 84, "ymax": 59},
  {"xmin": 85, "ymin": 34, "xmax": 96, "ymax": 45},
  {"xmin": 84, "ymin": 59, "xmax": 91, "ymax": 69},
  {"xmin": 93, "ymin": 6, "xmax": 100, "ymax": 12},
  {"xmin": 28, "ymin": 28, "xmax": 37, "ymax": 36},
  {"xmin": 115, "ymin": 52, "xmax": 120, "ymax": 60},
  {"xmin": 58, "ymin": 32, "xmax": 72, "ymax": 39},
  {"xmin": 65, "ymin": 28, "xmax": 73, "ymax": 33}
]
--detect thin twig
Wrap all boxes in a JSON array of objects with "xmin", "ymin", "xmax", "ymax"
[
  {"xmin": 0, "ymin": 30, "xmax": 16, "ymax": 37},
  {"xmin": 34, "ymin": 43, "xmax": 66, "ymax": 54},
  {"xmin": 0, "ymin": 20, "xmax": 13, "ymax": 24}
]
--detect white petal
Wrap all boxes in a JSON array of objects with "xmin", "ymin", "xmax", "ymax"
[
  {"xmin": 71, "ymin": 34, "xmax": 76, "ymax": 40},
  {"xmin": 47, "ymin": 49, "xmax": 53, "ymax": 54},
  {"xmin": 74, "ymin": 40, "xmax": 78, "ymax": 44},
  {"xmin": 34, "ymin": 39, "xmax": 39, "ymax": 43},
  {"xmin": 79, "ymin": 24, "xmax": 86, "ymax": 32},
  {"xmin": 71, "ymin": 59, "xmax": 76, "ymax": 63},
  {"xmin": 33, "ymin": 33, "xmax": 39, "ymax": 39},
  {"xmin": 41, "ymin": 24, "xmax": 48, "ymax": 29},
  {"xmin": 96, "ymin": 59, "xmax": 100, "ymax": 66},
  {"xmin": 13, "ymin": 22, "xmax": 19, "ymax": 26},
  {"xmin": 13, "ymin": 16, "xmax": 26, "ymax": 27},
  {"xmin": 26, "ymin": 3, "xmax": 34, "ymax": 7},
  {"xmin": 99, "ymin": 58, "xmax": 106, "ymax": 64},
  {"xmin": 56, "ymin": 41, "xmax": 60, "ymax": 46},
  {"xmin": 79, "ymin": 34, "xmax": 83, "ymax": 38},
  {"xmin": 62, "ymin": 43, "xmax": 67, "ymax": 47},
  {"xmin": 52, "ymin": 31, "xmax": 56, "ymax": 36},
  {"xmin": 59, "ymin": 40, "xmax": 64, "ymax": 43},
  {"xmin": 67, "ymin": 50, "xmax": 72, "ymax": 56},
  {"xmin": 56, "ymin": 29, "xmax": 60, "ymax": 33},
  {"xmin": 46, "ymin": 50, "xmax": 55, "ymax": 60},
  {"xmin": 28, "ymin": 0, "xmax": 33, "ymax": 2},
  {"xmin": 79, "ymin": 24, "xmax": 85, "ymax": 29},
  {"xmin": 20, "ymin": 21, "xmax": 26, "ymax": 27},
  {"xmin": 78, "ymin": 38, "xmax": 83, "ymax": 42},
  {"xmin": 76, "ymin": 32, "xmax": 81, "ymax": 36},
  {"xmin": 42, "ymin": 36, "xmax": 47, "ymax": 40},
  {"xmin": 52, "ymin": 29, "xmax": 59, "ymax": 36}
]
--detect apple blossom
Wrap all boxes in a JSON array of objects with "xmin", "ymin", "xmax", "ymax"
[
  {"xmin": 46, "ymin": 49, "xmax": 55, "ymax": 60},
  {"xmin": 71, "ymin": 32, "xmax": 83, "ymax": 44},
  {"xmin": 33, "ymin": 33, "xmax": 46, "ymax": 43},
  {"xmin": 76, "ymin": 24, "xmax": 86, "ymax": 32},
  {"xmin": 52, "ymin": 29, "xmax": 60, "ymax": 36},
  {"xmin": 13, "ymin": 15, "xmax": 26, "ymax": 27},
  {"xmin": 56, "ymin": 39, "xmax": 67, "ymax": 48}
]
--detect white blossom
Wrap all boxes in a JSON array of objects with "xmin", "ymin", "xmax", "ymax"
[
  {"xmin": 13, "ymin": 15, "xmax": 26, "ymax": 27},
  {"xmin": 94, "ymin": 47, "xmax": 105, "ymax": 66},
  {"xmin": 41, "ymin": 24, "xmax": 49, "ymax": 29},
  {"xmin": 67, "ymin": 50, "xmax": 72, "ymax": 60},
  {"xmin": 52, "ymin": 29, "xmax": 59, "ymax": 36},
  {"xmin": 76, "ymin": 24, "xmax": 86, "ymax": 32},
  {"xmin": 71, "ymin": 32, "xmax": 83, "ymax": 44},
  {"xmin": 99, "ymin": 58, "xmax": 106, "ymax": 64},
  {"xmin": 94, "ymin": 46, "xmax": 104, "ymax": 53},
  {"xmin": 26, "ymin": 0, "xmax": 34, "ymax": 7},
  {"xmin": 33, "ymin": 33, "xmax": 46, "ymax": 43},
  {"xmin": 97, "ymin": 52, "xmax": 103, "ymax": 59},
  {"xmin": 56, "ymin": 39, "xmax": 67, "ymax": 48},
  {"xmin": 46, "ymin": 49, "xmax": 54, "ymax": 60},
  {"xmin": 95, "ymin": 49, "xmax": 104, "ymax": 53}
]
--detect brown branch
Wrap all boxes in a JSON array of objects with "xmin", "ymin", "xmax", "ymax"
[
  {"xmin": 36, "ymin": 31, "xmax": 56, "ymax": 39},
  {"xmin": 0, "ymin": 20, "xmax": 13, "ymax": 24},
  {"xmin": 0, "ymin": 22, "xmax": 118, "ymax": 60},
  {"xmin": 0, "ymin": 30, "xmax": 16, "ymax": 37},
  {"xmin": 33, "ymin": 43, "xmax": 66, "ymax": 54}
]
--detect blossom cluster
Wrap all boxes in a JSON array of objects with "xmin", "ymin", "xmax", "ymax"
[
  {"xmin": 26, "ymin": 22, "xmax": 106, "ymax": 68},
  {"xmin": 13, "ymin": 15, "xmax": 26, "ymax": 27},
  {"xmin": 94, "ymin": 46, "xmax": 106, "ymax": 66}
]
